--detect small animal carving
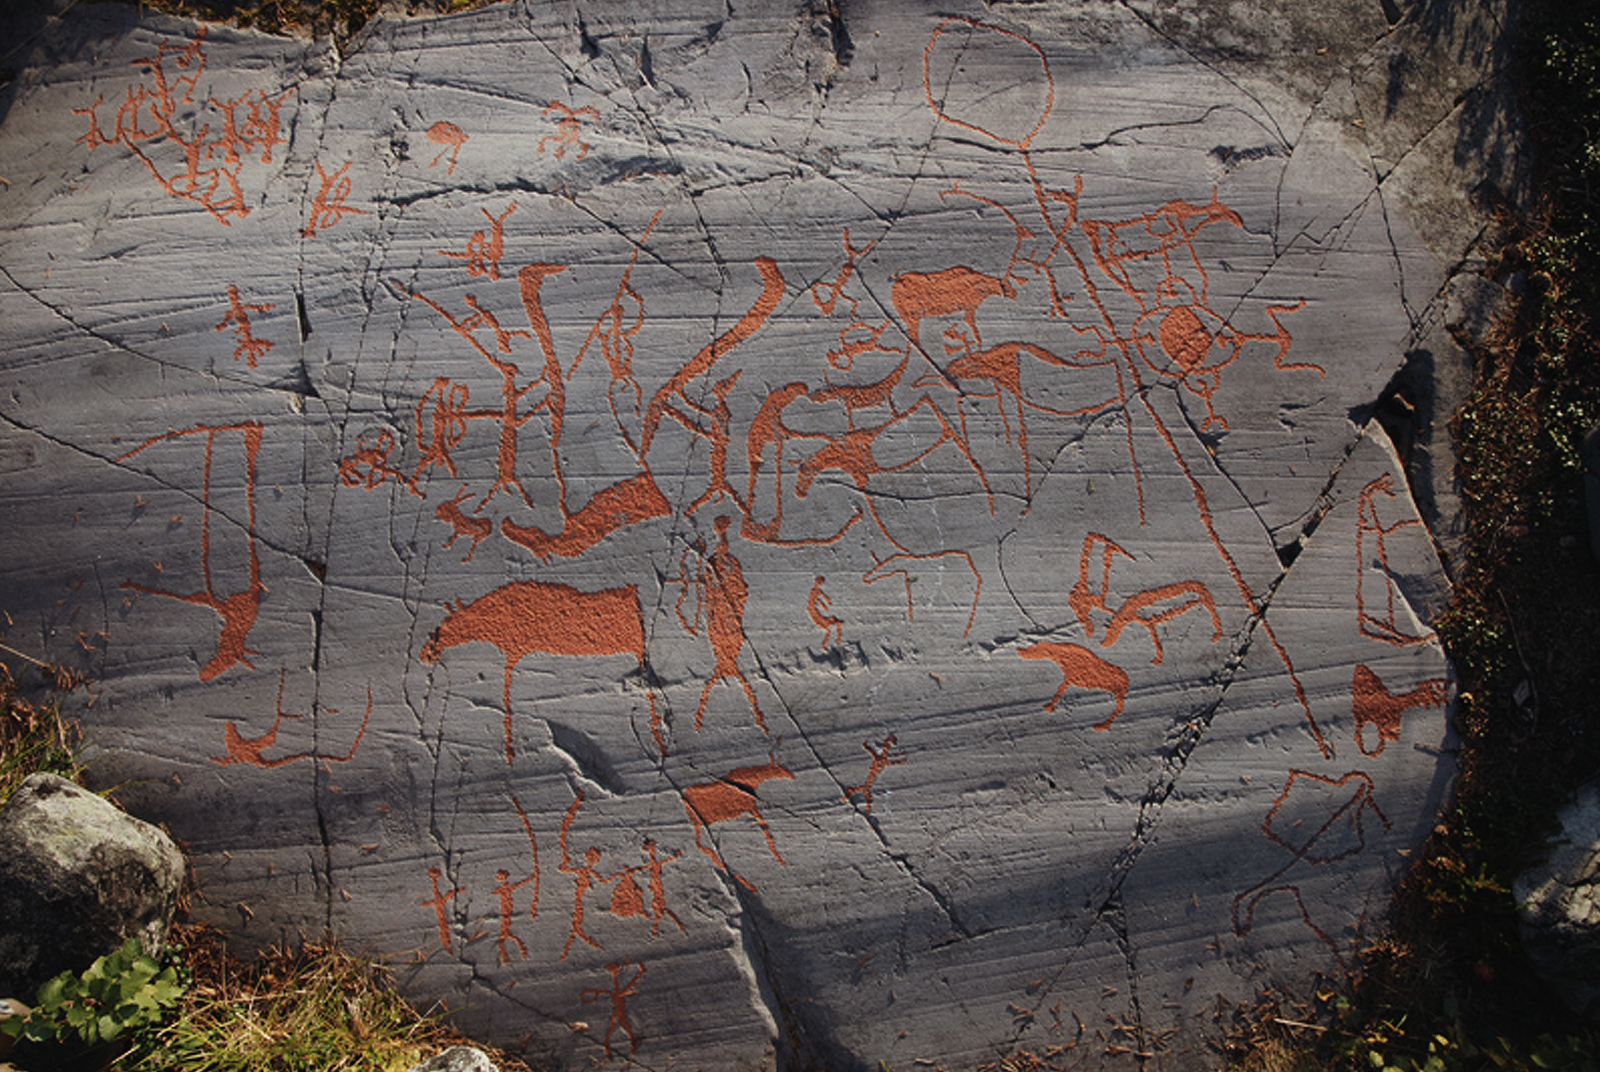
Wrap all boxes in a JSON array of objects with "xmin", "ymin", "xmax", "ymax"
[
  {"xmin": 1018, "ymin": 641, "xmax": 1129, "ymax": 731},
  {"xmin": 682, "ymin": 754, "xmax": 795, "ymax": 890}
]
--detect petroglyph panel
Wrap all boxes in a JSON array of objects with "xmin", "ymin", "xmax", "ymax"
[{"xmin": 0, "ymin": 0, "xmax": 1497, "ymax": 1066}]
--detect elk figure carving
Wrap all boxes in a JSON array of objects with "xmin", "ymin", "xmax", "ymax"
[{"xmin": 420, "ymin": 579, "xmax": 661, "ymax": 761}]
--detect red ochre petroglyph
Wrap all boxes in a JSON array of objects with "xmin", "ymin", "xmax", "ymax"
[
  {"xmin": 337, "ymin": 429, "xmax": 414, "ymax": 493},
  {"xmin": 426, "ymin": 121, "xmax": 468, "ymax": 175},
  {"xmin": 792, "ymin": 398, "xmax": 986, "ymax": 636},
  {"xmin": 422, "ymin": 865, "xmax": 463, "ymax": 952},
  {"xmin": 301, "ymin": 17, "xmax": 1371, "ymax": 998},
  {"xmin": 558, "ymin": 792, "xmax": 606, "ymax": 959},
  {"xmin": 501, "ymin": 474, "xmax": 670, "ymax": 562},
  {"xmin": 117, "ymin": 423, "xmax": 265, "ymax": 683},
  {"xmin": 495, "ymin": 795, "xmax": 541, "ymax": 964},
  {"xmin": 682, "ymin": 754, "xmax": 794, "ymax": 892},
  {"xmin": 436, "ymin": 485, "xmax": 492, "ymax": 562},
  {"xmin": 1357, "ymin": 473, "xmax": 1435, "ymax": 646},
  {"xmin": 302, "ymin": 160, "xmax": 367, "ymax": 238},
  {"xmin": 73, "ymin": 27, "xmax": 286, "ymax": 225},
  {"xmin": 557, "ymin": 792, "xmax": 683, "ymax": 957},
  {"xmin": 212, "ymin": 668, "xmax": 371, "ymax": 769},
  {"xmin": 440, "ymin": 202, "xmax": 514, "ymax": 280},
  {"xmin": 929, "ymin": 341, "xmax": 1120, "ymax": 496},
  {"xmin": 807, "ymin": 576, "xmax": 845, "ymax": 649},
  {"xmin": 892, "ymin": 265, "xmax": 1018, "ymax": 354},
  {"xmin": 539, "ymin": 101, "xmax": 598, "ymax": 161},
  {"xmin": 1068, "ymin": 533, "xmax": 1222, "ymax": 665},
  {"xmin": 640, "ymin": 257, "xmax": 786, "ymax": 456},
  {"xmin": 602, "ymin": 838, "xmax": 685, "ymax": 937},
  {"xmin": 216, "ymin": 286, "xmax": 275, "ymax": 368},
  {"xmin": 672, "ymin": 515, "xmax": 765, "ymax": 734},
  {"xmin": 419, "ymin": 580, "xmax": 658, "ymax": 761},
  {"xmin": 1231, "ymin": 770, "xmax": 1391, "ymax": 968},
  {"xmin": 580, "ymin": 960, "xmax": 645, "ymax": 1059},
  {"xmin": 1016, "ymin": 642, "xmax": 1129, "ymax": 731},
  {"xmin": 914, "ymin": 20, "xmax": 1326, "ymax": 752},
  {"xmin": 1351, "ymin": 663, "xmax": 1447, "ymax": 757},
  {"xmin": 843, "ymin": 734, "xmax": 905, "ymax": 814},
  {"xmin": 924, "ymin": 18, "xmax": 1054, "ymax": 151},
  {"xmin": 569, "ymin": 211, "xmax": 661, "ymax": 451}
]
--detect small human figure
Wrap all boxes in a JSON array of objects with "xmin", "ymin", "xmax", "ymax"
[
  {"xmin": 215, "ymin": 285, "xmax": 274, "ymax": 367},
  {"xmin": 493, "ymin": 867, "xmax": 536, "ymax": 964},
  {"xmin": 539, "ymin": 101, "xmax": 599, "ymax": 160},
  {"xmin": 422, "ymin": 865, "xmax": 462, "ymax": 951},
  {"xmin": 807, "ymin": 575, "xmax": 845, "ymax": 649},
  {"xmin": 426, "ymin": 120, "xmax": 467, "ymax": 174},
  {"xmin": 843, "ymin": 734, "xmax": 906, "ymax": 814},
  {"xmin": 558, "ymin": 790, "xmax": 618, "ymax": 959},
  {"xmin": 580, "ymin": 961, "xmax": 645, "ymax": 1059},
  {"xmin": 640, "ymin": 839, "xmax": 684, "ymax": 937},
  {"xmin": 493, "ymin": 793, "xmax": 542, "ymax": 963}
]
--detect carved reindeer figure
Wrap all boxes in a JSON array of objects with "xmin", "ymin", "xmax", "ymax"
[
  {"xmin": 682, "ymin": 754, "xmax": 794, "ymax": 890},
  {"xmin": 1017, "ymin": 641, "xmax": 1130, "ymax": 731},
  {"xmin": 1069, "ymin": 532, "xmax": 1221, "ymax": 664},
  {"xmin": 1351, "ymin": 663, "xmax": 1448, "ymax": 756},
  {"xmin": 435, "ymin": 485, "xmax": 492, "ymax": 561},
  {"xmin": 892, "ymin": 265, "xmax": 1018, "ymax": 352}
]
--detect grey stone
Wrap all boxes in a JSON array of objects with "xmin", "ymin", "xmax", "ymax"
[
  {"xmin": 406, "ymin": 1045, "xmax": 500, "ymax": 1072},
  {"xmin": 0, "ymin": 0, "xmax": 1500, "ymax": 1065},
  {"xmin": 0, "ymin": 774, "xmax": 185, "ymax": 1000},
  {"xmin": 1515, "ymin": 780, "xmax": 1600, "ymax": 1022}
]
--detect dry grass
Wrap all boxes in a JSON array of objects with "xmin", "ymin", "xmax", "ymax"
[
  {"xmin": 126, "ymin": 924, "xmax": 537, "ymax": 1072},
  {"xmin": 0, "ymin": 649, "xmax": 88, "ymax": 806}
]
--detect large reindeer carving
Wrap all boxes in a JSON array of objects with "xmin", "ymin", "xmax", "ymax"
[{"xmin": 420, "ymin": 579, "xmax": 662, "ymax": 760}]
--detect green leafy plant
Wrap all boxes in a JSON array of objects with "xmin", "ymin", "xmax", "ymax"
[{"xmin": 1, "ymin": 938, "xmax": 186, "ymax": 1052}]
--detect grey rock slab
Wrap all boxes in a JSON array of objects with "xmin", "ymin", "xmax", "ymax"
[
  {"xmin": 0, "ymin": 0, "xmax": 1503, "ymax": 1066},
  {"xmin": 407, "ymin": 1045, "xmax": 501, "ymax": 1072},
  {"xmin": 1516, "ymin": 779, "xmax": 1600, "ymax": 1022},
  {"xmin": 0, "ymin": 773, "xmax": 186, "ymax": 1000}
]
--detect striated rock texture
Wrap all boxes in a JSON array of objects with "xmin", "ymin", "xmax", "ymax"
[
  {"xmin": 0, "ymin": 0, "xmax": 1514, "ymax": 1066},
  {"xmin": 0, "ymin": 774, "xmax": 186, "ymax": 999}
]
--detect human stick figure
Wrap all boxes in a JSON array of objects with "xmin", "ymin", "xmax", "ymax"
[
  {"xmin": 807, "ymin": 575, "xmax": 845, "ymax": 649},
  {"xmin": 580, "ymin": 960, "xmax": 645, "ymax": 1059},
  {"xmin": 843, "ymin": 734, "xmax": 906, "ymax": 814},
  {"xmin": 492, "ymin": 795, "xmax": 542, "ymax": 964},
  {"xmin": 422, "ymin": 865, "xmax": 462, "ymax": 951},
  {"xmin": 558, "ymin": 789, "xmax": 620, "ymax": 959}
]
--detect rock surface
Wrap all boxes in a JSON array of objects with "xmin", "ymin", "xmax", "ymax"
[
  {"xmin": 0, "ymin": 0, "xmax": 1509, "ymax": 1066},
  {"xmin": 407, "ymin": 1046, "xmax": 502, "ymax": 1072},
  {"xmin": 0, "ymin": 774, "xmax": 185, "ymax": 1000},
  {"xmin": 1516, "ymin": 779, "xmax": 1600, "ymax": 1023}
]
